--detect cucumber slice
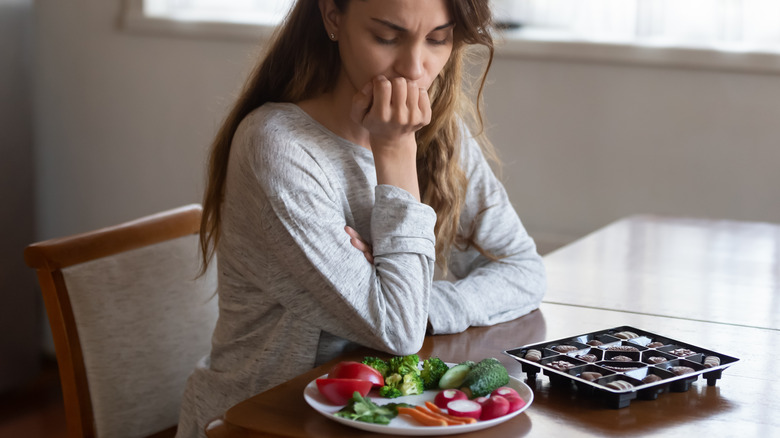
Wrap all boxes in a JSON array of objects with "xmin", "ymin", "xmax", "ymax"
[{"xmin": 438, "ymin": 363, "xmax": 472, "ymax": 389}]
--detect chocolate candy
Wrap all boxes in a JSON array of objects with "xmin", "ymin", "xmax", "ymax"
[
  {"xmin": 647, "ymin": 342, "xmax": 664, "ymax": 348},
  {"xmin": 607, "ymin": 345, "xmax": 639, "ymax": 352},
  {"xmin": 647, "ymin": 356, "xmax": 668, "ymax": 364},
  {"xmin": 548, "ymin": 360, "xmax": 577, "ymax": 371},
  {"xmin": 605, "ymin": 380, "xmax": 634, "ymax": 390},
  {"xmin": 577, "ymin": 354, "xmax": 598, "ymax": 362},
  {"xmin": 670, "ymin": 366, "xmax": 695, "ymax": 376},
  {"xmin": 611, "ymin": 355, "xmax": 632, "ymax": 362},
  {"xmin": 525, "ymin": 349, "xmax": 542, "ymax": 362},
  {"xmin": 603, "ymin": 365, "xmax": 639, "ymax": 372},
  {"xmin": 670, "ymin": 348, "xmax": 696, "ymax": 357},
  {"xmin": 642, "ymin": 374, "xmax": 663, "ymax": 384},
  {"xmin": 580, "ymin": 371, "xmax": 602, "ymax": 381},
  {"xmin": 553, "ymin": 345, "xmax": 579, "ymax": 353},
  {"xmin": 586, "ymin": 340, "xmax": 604, "ymax": 346},
  {"xmin": 614, "ymin": 331, "xmax": 638, "ymax": 340},
  {"xmin": 704, "ymin": 356, "xmax": 721, "ymax": 368}
]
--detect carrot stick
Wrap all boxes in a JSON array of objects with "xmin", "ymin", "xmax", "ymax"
[
  {"xmin": 397, "ymin": 407, "xmax": 447, "ymax": 427},
  {"xmin": 423, "ymin": 401, "xmax": 477, "ymax": 424},
  {"xmin": 416, "ymin": 405, "xmax": 469, "ymax": 426}
]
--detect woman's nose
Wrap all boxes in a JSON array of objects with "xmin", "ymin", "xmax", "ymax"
[{"xmin": 394, "ymin": 44, "xmax": 424, "ymax": 82}]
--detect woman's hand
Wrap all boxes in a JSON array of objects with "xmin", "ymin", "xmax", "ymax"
[
  {"xmin": 351, "ymin": 75, "xmax": 432, "ymax": 146},
  {"xmin": 351, "ymin": 75, "xmax": 431, "ymax": 201},
  {"xmin": 345, "ymin": 226, "xmax": 374, "ymax": 264}
]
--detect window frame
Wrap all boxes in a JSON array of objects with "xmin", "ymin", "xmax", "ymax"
[{"xmin": 120, "ymin": 0, "xmax": 780, "ymax": 75}]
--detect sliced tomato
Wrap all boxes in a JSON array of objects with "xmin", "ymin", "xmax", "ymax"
[
  {"xmin": 327, "ymin": 361, "xmax": 384, "ymax": 387},
  {"xmin": 315, "ymin": 378, "xmax": 373, "ymax": 405}
]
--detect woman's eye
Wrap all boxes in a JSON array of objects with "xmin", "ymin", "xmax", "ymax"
[
  {"xmin": 427, "ymin": 38, "xmax": 449, "ymax": 46},
  {"xmin": 375, "ymin": 36, "xmax": 397, "ymax": 45}
]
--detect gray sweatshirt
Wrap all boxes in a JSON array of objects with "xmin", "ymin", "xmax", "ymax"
[{"xmin": 176, "ymin": 102, "xmax": 545, "ymax": 437}]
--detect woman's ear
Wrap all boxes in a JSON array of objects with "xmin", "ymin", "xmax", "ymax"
[{"xmin": 319, "ymin": 0, "xmax": 341, "ymax": 40}]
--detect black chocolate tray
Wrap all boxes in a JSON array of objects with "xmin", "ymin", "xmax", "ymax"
[{"xmin": 503, "ymin": 326, "xmax": 739, "ymax": 409}]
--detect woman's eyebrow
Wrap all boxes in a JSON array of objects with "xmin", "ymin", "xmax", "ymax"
[{"xmin": 371, "ymin": 18, "xmax": 456, "ymax": 33}]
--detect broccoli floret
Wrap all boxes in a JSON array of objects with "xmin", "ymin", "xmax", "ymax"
[
  {"xmin": 378, "ymin": 385, "xmax": 402, "ymax": 398},
  {"xmin": 399, "ymin": 373, "xmax": 425, "ymax": 396},
  {"xmin": 420, "ymin": 357, "xmax": 450, "ymax": 390},
  {"xmin": 379, "ymin": 373, "xmax": 403, "ymax": 398},
  {"xmin": 361, "ymin": 356, "xmax": 391, "ymax": 377},
  {"xmin": 389, "ymin": 354, "xmax": 420, "ymax": 374},
  {"xmin": 385, "ymin": 373, "xmax": 402, "ymax": 387}
]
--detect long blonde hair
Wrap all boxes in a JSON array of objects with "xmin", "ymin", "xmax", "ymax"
[{"xmin": 200, "ymin": 0, "xmax": 497, "ymax": 272}]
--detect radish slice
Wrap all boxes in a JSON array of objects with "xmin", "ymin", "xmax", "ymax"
[
  {"xmin": 480, "ymin": 395, "xmax": 510, "ymax": 421},
  {"xmin": 491, "ymin": 386, "xmax": 519, "ymax": 399},
  {"xmin": 434, "ymin": 388, "xmax": 467, "ymax": 409},
  {"xmin": 446, "ymin": 399, "xmax": 482, "ymax": 420},
  {"xmin": 504, "ymin": 394, "xmax": 526, "ymax": 413},
  {"xmin": 474, "ymin": 396, "xmax": 489, "ymax": 405}
]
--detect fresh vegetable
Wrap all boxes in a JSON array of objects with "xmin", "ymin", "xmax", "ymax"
[
  {"xmin": 379, "ymin": 385, "xmax": 402, "ymax": 398},
  {"xmin": 433, "ymin": 388, "xmax": 467, "ymax": 409},
  {"xmin": 389, "ymin": 354, "xmax": 420, "ymax": 375},
  {"xmin": 334, "ymin": 392, "xmax": 409, "ymax": 425},
  {"xmin": 438, "ymin": 362, "xmax": 473, "ymax": 389},
  {"xmin": 503, "ymin": 394, "xmax": 526, "ymax": 413},
  {"xmin": 446, "ymin": 399, "xmax": 482, "ymax": 420},
  {"xmin": 491, "ymin": 386, "xmax": 525, "ymax": 412},
  {"xmin": 399, "ymin": 372, "xmax": 425, "ymax": 396},
  {"xmin": 315, "ymin": 378, "xmax": 372, "ymax": 405},
  {"xmin": 490, "ymin": 386, "xmax": 519, "ymax": 399},
  {"xmin": 371, "ymin": 354, "xmax": 425, "ymax": 398},
  {"xmin": 361, "ymin": 357, "xmax": 391, "ymax": 378},
  {"xmin": 397, "ymin": 406, "xmax": 447, "ymax": 427},
  {"xmin": 328, "ymin": 361, "xmax": 384, "ymax": 387},
  {"xmin": 424, "ymin": 401, "xmax": 476, "ymax": 424},
  {"xmin": 479, "ymin": 395, "xmax": 510, "ymax": 421},
  {"xmin": 459, "ymin": 358, "xmax": 510, "ymax": 398},
  {"xmin": 377, "ymin": 370, "xmax": 424, "ymax": 398},
  {"xmin": 420, "ymin": 357, "xmax": 449, "ymax": 390},
  {"xmin": 378, "ymin": 373, "xmax": 403, "ymax": 398},
  {"xmin": 413, "ymin": 405, "xmax": 467, "ymax": 426}
]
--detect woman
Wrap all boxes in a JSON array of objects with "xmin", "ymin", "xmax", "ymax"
[{"xmin": 177, "ymin": 0, "xmax": 545, "ymax": 436}]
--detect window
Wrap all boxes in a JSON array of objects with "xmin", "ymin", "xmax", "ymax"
[
  {"xmin": 123, "ymin": 0, "xmax": 780, "ymax": 73},
  {"xmin": 142, "ymin": 0, "xmax": 294, "ymax": 26},
  {"xmin": 497, "ymin": 0, "xmax": 780, "ymax": 52}
]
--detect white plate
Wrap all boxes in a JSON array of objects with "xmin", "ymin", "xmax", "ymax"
[{"xmin": 303, "ymin": 374, "xmax": 533, "ymax": 436}]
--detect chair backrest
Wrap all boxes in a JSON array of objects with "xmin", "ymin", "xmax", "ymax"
[{"xmin": 24, "ymin": 204, "xmax": 218, "ymax": 438}]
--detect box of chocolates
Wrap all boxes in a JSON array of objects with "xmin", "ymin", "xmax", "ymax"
[{"xmin": 504, "ymin": 326, "xmax": 739, "ymax": 408}]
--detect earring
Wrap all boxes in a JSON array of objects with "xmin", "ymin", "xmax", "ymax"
[{"xmin": 330, "ymin": 33, "xmax": 336, "ymax": 41}]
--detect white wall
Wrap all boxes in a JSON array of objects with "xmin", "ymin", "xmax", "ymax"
[
  {"xmin": 33, "ymin": 1, "xmax": 780, "ymax": 254},
  {"xmin": 484, "ymin": 56, "xmax": 780, "ymax": 250},
  {"xmin": 33, "ymin": 1, "xmax": 259, "ymax": 239}
]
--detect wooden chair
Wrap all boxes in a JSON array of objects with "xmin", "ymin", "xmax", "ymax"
[{"xmin": 24, "ymin": 204, "xmax": 218, "ymax": 438}]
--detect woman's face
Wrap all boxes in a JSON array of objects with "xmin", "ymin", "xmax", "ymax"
[{"xmin": 325, "ymin": 0, "xmax": 455, "ymax": 92}]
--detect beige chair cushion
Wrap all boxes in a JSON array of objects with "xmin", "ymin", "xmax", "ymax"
[{"xmin": 62, "ymin": 234, "xmax": 217, "ymax": 438}]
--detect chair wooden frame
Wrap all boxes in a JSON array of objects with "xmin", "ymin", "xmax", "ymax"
[{"xmin": 24, "ymin": 204, "xmax": 203, "ymax": 438}]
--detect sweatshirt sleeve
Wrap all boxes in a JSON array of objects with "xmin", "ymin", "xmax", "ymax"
[
  {"xmin": 427, "ymin": 133, "xmax": 546, "ymax": 334},
  {"xmin": 227, "ymin": 121, "xmax": 437, "ymax": 356}
]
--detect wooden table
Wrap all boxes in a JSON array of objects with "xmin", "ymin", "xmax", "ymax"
[
  {"xmin": 206, "ymin": 216, "xmax": 780, "ymax": 437},
  {"xmin": 543, "ymin": 215, "xmax": 780, "ymax": 330}
]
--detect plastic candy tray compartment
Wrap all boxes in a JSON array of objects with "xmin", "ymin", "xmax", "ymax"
[{"xmin": 504, "ymin": 325, "xmax": 739, "ymax": 409}]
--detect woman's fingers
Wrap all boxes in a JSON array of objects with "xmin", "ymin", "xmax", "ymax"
[
  {"xmin": 355, "ymin": 76, "xmax": 432, "ymax": 143},
  {"xmin": 344, "ymin": 226, "xmax": 374, "ymax": 264},
  {"xmin": 371, "ymin": 76, "xmax": 392, "ymax": 122},
  {"xmin": 418, "ymin": 87, "xmax": 431, "ymax": 127},
  {"xmin": 350, "ymin": 81, "xmax": 374, "ymax": 126},
  {"xmin": 391, "ymin": 77, "xmax": 408, "ymax": 123}
]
